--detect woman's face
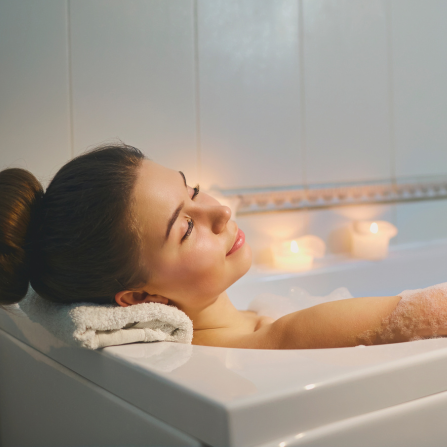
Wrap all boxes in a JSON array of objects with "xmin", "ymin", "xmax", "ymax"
[{"xmin": 132, "ymin": 160, "xmax": 252, "ymax": 313}]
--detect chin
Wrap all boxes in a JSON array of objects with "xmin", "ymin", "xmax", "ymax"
[
  {"xmin": 224, "ymin": 242, "xmax": 252, "ymax": 290},
  {"xmin": 238, "ymin": 242, "xmax": 252, "ymax": 278}
]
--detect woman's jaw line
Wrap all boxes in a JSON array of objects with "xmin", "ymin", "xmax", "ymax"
[{"xmin": 164, "ymin": 245, "xmax": 252, "ymax": 330}]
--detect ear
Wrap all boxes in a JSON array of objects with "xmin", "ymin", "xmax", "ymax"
[{"xmin": 115, "ymin": 290, "xmax": 169, "ymax": 307}]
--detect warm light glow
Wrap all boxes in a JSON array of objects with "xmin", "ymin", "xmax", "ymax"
[
  {"xmin": 290, "ymin": 240, "xmax": 299, "ymax": 253},
  {"xmin": 304, "ymin": 384, "xmax": 315, "ymax": 390},
  {"xmin": 352, "ymin": 220, "xmax": 397, "ymax": 260},
  {"xmin": 272, "ymin": 238, "xmax": 315, "ymax": 271},
  {"xmin": 279, "ymin": 443, "xmax": 286, "ymax": 447},
  {"xmin": 370, "ymin": 222, "xmax": 379, "ymax": 234}
]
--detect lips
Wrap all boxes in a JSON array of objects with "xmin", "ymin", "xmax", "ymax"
[{"xmin": 226, "ymin": 228, "xmax": 245, "ymax": 256}]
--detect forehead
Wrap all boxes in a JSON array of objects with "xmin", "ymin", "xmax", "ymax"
[
  {"xmin": 135, "ymin": 159, "xmax": 181, "ymax": 200},
  {"xmin": 134, "ymin": 160, "xmax": 185, "ymax": 246}
]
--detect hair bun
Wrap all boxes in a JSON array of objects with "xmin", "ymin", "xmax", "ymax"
[{"xmin": 0, "ymin": 168, "xmax": 44, "ymax": 306}]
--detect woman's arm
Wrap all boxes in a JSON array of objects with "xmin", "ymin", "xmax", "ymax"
[
  {"xmin": 195, "ymin": 284, "xmax": 447, "ymax": 349},
  {"xmin": 272, "ymin": 295, "xmax": 403, "ymax": 349},
  {"xmin": 194, "ymin": 295, "xmax": 403, "ymax": 349}
]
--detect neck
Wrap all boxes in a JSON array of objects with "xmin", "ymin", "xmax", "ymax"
[{"xmin": 181, "ymin": 291, "xmax": 245, "ymax": 331}]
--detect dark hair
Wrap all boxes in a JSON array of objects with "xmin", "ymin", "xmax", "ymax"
[{"xmin": 0, "ymin": 143, "xmax": 148, "ymax": 306}]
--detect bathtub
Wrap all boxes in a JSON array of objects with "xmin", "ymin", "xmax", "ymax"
[{"xmin": 2, "ymin": 240, "xmax": 447, "ymax": 446}]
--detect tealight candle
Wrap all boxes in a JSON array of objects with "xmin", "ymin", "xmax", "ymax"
[
  {"xmin": 351, "ymin": 220, "xmax": 398, "ymax": 260},
  {"xmin": 271, "ymin": 236, "xmax": 326, "ymax": 271}
]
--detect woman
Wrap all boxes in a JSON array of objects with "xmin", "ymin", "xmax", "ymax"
[{"xmin": 0, "ymin": 143, "xmax": 444, "ymax": 349}]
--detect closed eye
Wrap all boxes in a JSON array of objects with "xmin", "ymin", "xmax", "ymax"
[
  {"xmin": 182, "ymin": 184, "xmax": 200, "ymax": 241},
  {"xmin": 192, "ymin": 184, "xmax": 200, "ymax": 200}
]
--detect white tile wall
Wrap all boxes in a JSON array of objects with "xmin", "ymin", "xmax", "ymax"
[
  {"xmin": 198, "ymin": 0, "xmax": 302, "ymax": 190},
  {"xmin": 69, "ymin": 0, "xmax": 198, "ymax": 183},
  {"xmin": 2, "ymin": 0, "xmax": 447, "ymax": 248},
  {"xmin": 391, "ymin": 0, "xmax": 447, "ymax": 179},
  {"xmin": 302, "ymin": 0, "xmax": 392, "ymax": 185},
  {"xmin": 0, "ymin": 0, "xmax": 70, "ymax": 187}
]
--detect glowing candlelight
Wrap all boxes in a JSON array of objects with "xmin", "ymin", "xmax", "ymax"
[
  {"xmin": 370, "ymin": 222, "xmax": 379, "ymax": 234},
  {"xmin": 272, "ymin": 235, "xmax": 326, "ymax": 271},
  {"xmin": 351, "ymin": 220, "xmax": 397, "ymax": 260},
  {"xmin": 290, "ymin": 240, "xmax": 299, "ymax": 253}
]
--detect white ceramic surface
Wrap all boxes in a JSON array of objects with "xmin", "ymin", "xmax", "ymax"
[
  {"xmin": 262, "ymin": 388, "xmax": 447, "ymax": 447},
  {"xmin": 392, "ymin": 0, "xmax": 447, "ymax": 179},
  {"xmin": 0, "ymin": 0, "xmax": 70, "ymax": 187},
  {"xmin": 198, "ymin": 0, "xmax": 302, "ymax": 189},
  {"xmin": 302, "ymin": 0, "xmax": 392, "ymax": 184},
  {"xmin": 395, "ymin": 199, "xmax": 447, "ymax": 246},
  {"xmin": 3, "ymin": 242, "xmax": 447, "ymax": 446},
  {"xmin": 69, "ymin": 0, "xmax": 198, "ymax": 183},
  {"xmin": 229, "ymin": 239, "xmax": 447, "ymax": 310},
  {"xmin": 2, "ymin": 0, "xmax": 447, "ymax": 195},
  {"xmin": 0, "ymin": 330, "xmax": 201, "ymax": 447}
]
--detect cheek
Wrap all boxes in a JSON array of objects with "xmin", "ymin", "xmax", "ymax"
[
  {"xmin": 182, "ymin": 242, "xmax": 224, "ymax": 279},
  {"xmin": 163, "ymin": 241, "xmax": 225, "ymax": 288}
]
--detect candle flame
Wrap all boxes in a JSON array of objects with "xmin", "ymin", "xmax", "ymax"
[
  {"xmin": 290, "ymin": 240, "xmax": 299, "ymax": 253},
  {"xmin": 370, "ymin": 222, "xmax": 379, "ymax": 234}
]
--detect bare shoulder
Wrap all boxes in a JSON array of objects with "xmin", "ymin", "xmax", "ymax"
[{"xmin": 192, "ymin": 313, "xmax": 282, "ymax": 349}]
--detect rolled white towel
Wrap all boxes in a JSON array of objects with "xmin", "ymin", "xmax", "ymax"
[{"xmin": 19, "ymin": 288, "xmax": 193, "ymax": 350}]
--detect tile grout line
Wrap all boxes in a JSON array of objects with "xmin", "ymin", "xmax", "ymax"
[
  {"xmin": 298, "ymin": 0, "xmax": 308, "ymax": 188},
  {"xmin": 193, "ymin": 0, "xmax": 202, "ymax": 184},
  {"xmin": 66, "ymin": 0, "xmax": 75, "ymax": 159},
  {"xmin": 385, "ymin": 0, "xmax": 396, "ymax": 186}
]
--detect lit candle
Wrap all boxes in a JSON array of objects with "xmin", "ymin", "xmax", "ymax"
[
  {"xmin": 351, "ymin": 220, "xmax": 398, "ymax": 260},
  {"xmin": 272, "ymin": 240, "xmax": 313, "ymax": 271},
  {"xmin": 271, "ymin": 236, "xmax": 325, "ymax": 271}
]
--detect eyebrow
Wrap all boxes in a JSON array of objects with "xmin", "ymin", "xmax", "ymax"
[
  {"xmin": 179, "ymin": 171, "xmax": 187, "ymax": 188},
  {"xmin": 164, "ymin": 172, "xmax": 188, "ymax": 242}
]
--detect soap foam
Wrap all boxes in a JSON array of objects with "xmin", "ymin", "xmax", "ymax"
[
  {"xmin": 247, "ymin": 286, "xmax": 353, "ymax": 320},
  {"xmin": 249, "ymin": 283, "xmax": 447, "ymax": 345},
  {"xmin": 358, "ymin": 282, "xmax": 447, "ymax": 345}
]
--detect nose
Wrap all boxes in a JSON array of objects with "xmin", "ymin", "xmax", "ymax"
[{"xmin": 207, "ymin": 204, "xmax": 231, "ymax": 234}]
